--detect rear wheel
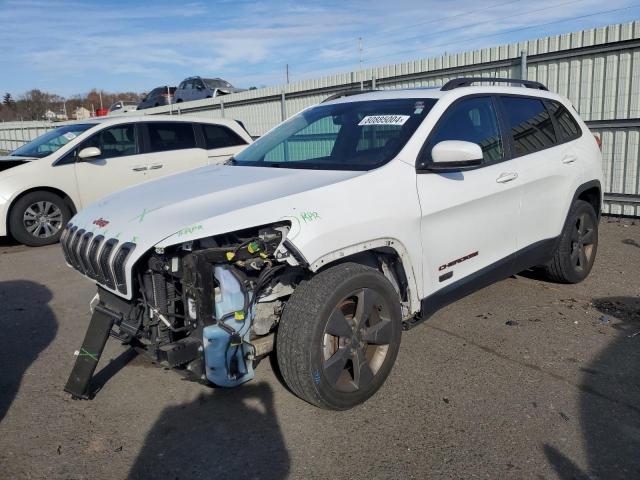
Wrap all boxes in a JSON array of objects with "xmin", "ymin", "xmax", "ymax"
[
  {"xmin": 9, "ymin": 191, "xmax": 71, "ymax": 246},
  {"xmin": 276, "ymin": 263, "xmax": 402, "ymax": 410},
  {"xmin": 543, "ymin": 199, "xmax": 598, "ymax": 283}
]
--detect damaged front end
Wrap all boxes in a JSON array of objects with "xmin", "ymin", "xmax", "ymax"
[{"xmin": 64, "ymin": 223, "xmax": 305, "ymax": 399}]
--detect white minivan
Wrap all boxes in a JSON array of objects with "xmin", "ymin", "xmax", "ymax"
[{"xmin": 0, "ymin": 115, "xmax": 252, "ymax": 246}]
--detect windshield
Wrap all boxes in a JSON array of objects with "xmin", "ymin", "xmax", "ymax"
[
  {"xmin": 11, "ymin": 123, "xmax": 95, "ymax": 158},
  {"xmin": 204, "ymin": 78, "xmax": 233, "ymax": 89},
  {"xmin": 233, "ymin": 98, "xmax": 437, "ymax": 170}
]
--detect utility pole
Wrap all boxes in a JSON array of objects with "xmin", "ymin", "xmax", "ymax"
[
  {"xmin": 99, "ymin": 91, "xmax": 103, "ymax": 110},
  {"xmin": 358, "ymin": 37, "xmax": 364, "ymax": 90},
  {"xmin": 286, "ymin": 64, "xmax": 290, "ymax": 84}
]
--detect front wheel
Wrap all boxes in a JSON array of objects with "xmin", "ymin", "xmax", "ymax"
[
  {"xmin": 543, "ymin": 199, "xmax": 598, "ymax": 283},
  {"xmin": 276, "ymin": 263, "xmax": 402, "ymax": 410},
  {"xmin": 8, "ymin": 191, "xmax": 71, "ymax": 246}
]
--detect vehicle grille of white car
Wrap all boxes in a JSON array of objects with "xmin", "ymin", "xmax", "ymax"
[{"xmin": 60, "ymin": 224, "xmax": 136, "ymax": 295}]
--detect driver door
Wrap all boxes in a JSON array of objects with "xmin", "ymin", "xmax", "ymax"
[
  {"xmin": 74, "ymin": 123, "xmax": 150, "ymax": 207},
  {"xmin": 416, "ymin": 96, "xmax": 521, "ymax": 299}
]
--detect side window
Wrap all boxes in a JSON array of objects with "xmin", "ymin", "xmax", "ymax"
[
  {"xmin": 84, "ymin": 124, "xmax": 137, "ymax": 159},
  {"xmin": 178, "ymin": 82, "xmax": 186, "ymax": 90},
  {"xmin": 501, "ymin": 96, "xmax": 556, "ymax": 157},
  {"xmin": 426, "ymin": 96, "xmax": 503, "ymax": 164},
  {"xmin": 547, "ymin": 101, "xmax": 582, "ymax": 142},
  {"xmin": 147, "ymin": 122, "xmax": 197, "ymax": 152},
  {"xmin": 201, "ymin": 124, "xmax": 247, "ymax": 149}
]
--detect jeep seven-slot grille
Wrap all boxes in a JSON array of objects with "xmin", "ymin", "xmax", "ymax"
[{"xmin": 61, "ymin": 224, "xmax": 135, "ymax": 295}]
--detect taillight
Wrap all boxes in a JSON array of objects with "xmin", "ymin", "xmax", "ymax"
[{"xmin": 594, "ymin": 134, "xmax": 602, "ymax": 151}]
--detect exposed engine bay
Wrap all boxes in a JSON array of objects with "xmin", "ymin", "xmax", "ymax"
[{"xmin": 65, "ymin": 223, "xmax": 308, "ymax": 397}]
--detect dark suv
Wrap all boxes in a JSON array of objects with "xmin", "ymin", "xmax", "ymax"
[{"xmin": 137, "ymin": 86, "xmax": 177, "ymax": 110}]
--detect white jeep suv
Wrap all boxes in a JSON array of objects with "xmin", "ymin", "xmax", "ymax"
[
  {"xmin": 0, "ymin": 115, "xmax": 252, "ymax": 246},
  {"xmin": 62, "ymin": 78, "xmax": 602, "ymax": 410}
]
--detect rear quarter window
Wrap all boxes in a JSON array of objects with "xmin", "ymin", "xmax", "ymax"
[
  {"xmin": 200, "ymin": 124, "xmax": 247, "ymax": 149},
  {"xmin": 547, "ymin": 100, "xmax": 582, "ymax": 142},
  {"xmin": 500, "ymin": 96, "xmax": 556, "ymax": 157}
]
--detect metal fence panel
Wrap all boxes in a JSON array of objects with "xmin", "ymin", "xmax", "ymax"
[{"xmin": 1, "ymin": 21, "xmax": 639, "ymax": 215}]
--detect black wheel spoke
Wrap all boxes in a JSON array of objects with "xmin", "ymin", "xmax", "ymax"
[
  {"xmin": 581, "ymin": 227, "xmax": 594, "ymax": 245},
  {"xmin": 578, "ymin": 249, "xmax": 588, "ymax": 268},
  {"xmin": 570, "ymin": 247, "xmax": 580, "ymax": 262},
  {"xmin": 325, "ymin": 309, "xmax": 353, "ymax": 338},
  {"xmin": 323, "ymin": 347, "xmax": 350, "ymax": 386},
  {"xmin": 354, "ymin": 288, "xmax": 385, "ymax": 328},
  {"xmin": 352, "ymin": 348, "xmax": 374, "ymax": 389},
  {"xmin": 362, "ymin": 318, "xmax": 392, "ymax": 345}
]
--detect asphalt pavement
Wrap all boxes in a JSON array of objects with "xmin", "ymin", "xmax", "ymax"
[{"xmin": 0, "ymin": 218, "xmax": 639, "ymax": 479}]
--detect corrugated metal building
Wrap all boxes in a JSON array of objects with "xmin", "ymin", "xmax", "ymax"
[{"xmin": 1, "ymin": 20, "xmax": 639, "ymax": 214}]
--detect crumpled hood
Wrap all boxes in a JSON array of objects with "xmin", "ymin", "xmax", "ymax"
[{"xmin": 70, "ymin": 163, "xmax": 364, "ymax": 251}]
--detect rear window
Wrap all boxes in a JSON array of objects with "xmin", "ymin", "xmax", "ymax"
[
  {"xmin": 547, "ymin": 100, "xmax": 582, "ymax": 142},
  {"xmin": 501, "ymin": 96, "xmax": 556, "ymax": 157},
  {"xmin": 147, "ymin": 122, "xmax": 196, "ymax": 152},
  {"xmin": 201, "ymin": 124, "xmax": 247, "ymax": 149}
]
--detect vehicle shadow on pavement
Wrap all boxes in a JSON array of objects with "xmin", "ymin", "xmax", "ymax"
[
  {"xmin": 544, "ymin": 296, "xmax": 640, "ymax": 480},
  {"xmin": 0, "ymin": 280, "xmax": 57, "ymax": 421},
  {"xmin": 128, "ymin": 382, "xmax": 290, "ymax": 480}
]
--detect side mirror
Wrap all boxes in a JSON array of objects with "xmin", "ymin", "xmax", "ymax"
[
  {"xmin": 426, "ymin": 140, "xmax": 483, "ymax": 171},
  {"xmin": 78, "ymin": 147, "xmax": 101, "ymax": 160}
]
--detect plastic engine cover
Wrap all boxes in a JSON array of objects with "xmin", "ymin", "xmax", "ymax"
[{"xmin": 203, "ymin": 266, "xmax": 255, "ymax": 387}]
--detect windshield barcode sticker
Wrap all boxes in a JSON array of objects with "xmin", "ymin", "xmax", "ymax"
[
  {"xmin": 63, "ymin": 132, "xmax": 77, "ymax": 141},
  {"xmin": 358, "ymin": 115, "xmax": 409, "ymax": 126}
]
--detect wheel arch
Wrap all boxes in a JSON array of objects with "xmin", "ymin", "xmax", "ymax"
[
  {"xmin": 575, "ymin": 180, "xmax": 602, "ymax": 220},
  {"xmin": 7, "ymin": 186, "xmax": 77, "ymax": 233},
  {"xmin": 309, "ymin": 239, "xmax": 421, "ymax": 316}
]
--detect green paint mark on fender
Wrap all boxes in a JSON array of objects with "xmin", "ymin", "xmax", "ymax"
[
  {"xmin": 300, "ymin": 211, "xmax": 321, "ymax": 223},
  {"xmin": 176, "ymin": 224, "xmax": 204, "ymax": 237}
]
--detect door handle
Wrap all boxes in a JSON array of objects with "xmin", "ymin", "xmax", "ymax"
[
  {"xmin": 131, "ymin": 165, "xmax": 147, "ymax": 172},
  {"xmin": 496, "ymin": 172, "xmax": 518, "ymax": 183},
  {"xmin": 562, "ymin": 154, "xmax": 577, "ymax": 164},
  {"xmin": 149, "ymin": 164, "xmax": 163, "ymax": 170}
]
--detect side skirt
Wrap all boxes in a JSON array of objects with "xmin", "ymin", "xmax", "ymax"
[{"xmin": 403, "ymin": 237, "xmax": 557, "ymax": 330}]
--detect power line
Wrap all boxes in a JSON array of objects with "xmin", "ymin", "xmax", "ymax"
[
  {"xmin": 366, "ymin": 3, "xmax": 640, "ymax": 63},
  {"xmin": 273, "ymin": 4, "xmax": 639, "ymax": 84},
  {"xmin": 289, "ymin": 0, "xmax": 527, "ymax": 61},
  {"xmin": 364, "ymin": 0, "xmax": 585, "ymax": 51},
  {"xmin": 289, "ymin": 0, "xmax": 586, "ymax": 71}
]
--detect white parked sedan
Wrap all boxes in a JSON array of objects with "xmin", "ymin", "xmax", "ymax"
[{"xmin": 0, "ymin": 115, "xmax": 252, "ymax": 246}]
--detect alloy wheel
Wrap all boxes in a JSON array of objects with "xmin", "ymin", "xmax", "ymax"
[
  {"xmin": 322, "ymin": 288, "xmax": 392, "ymax": 393},
  {"xmin": 570, "ymin": 212, "xmax": 595, "ymax": 272},
  {"xmin": 23, "ymin": 201, "xmax": 63, "ymax": 239}
]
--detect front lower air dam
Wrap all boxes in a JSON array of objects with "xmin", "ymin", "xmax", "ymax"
[
  {"xmin": 64, "ymin": 304, "xmax": 116, "ymax": 399},
  {"xmin": 204, "ymin": 265, "xmax": 255, "ymax": 387}
]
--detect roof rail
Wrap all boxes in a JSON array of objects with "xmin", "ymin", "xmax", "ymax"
[
  {"xmin": 441, "ymin": 77, "xmax": 548, "ymax": 91},
  {"xmin": 322, "ymin": 89, "xmax": 377, "ymax": 103}
]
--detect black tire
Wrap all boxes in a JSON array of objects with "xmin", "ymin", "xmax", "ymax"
[
  {"xmin": 9, "ymin": 191, "xmax": 71, "ymax": 246},
  {"xmin": 543, "ymin": 200, "xmax": 598, "ymax": 283},
  {"xmin": 276, "ymin": 263, "xmax": 402, "ymax": 410}
]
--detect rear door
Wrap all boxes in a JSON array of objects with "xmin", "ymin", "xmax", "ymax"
[
  {"xmin": 498, "ymin": 96, "xmax": 583, "ymax": 250},
  {"xmin": 74, "ymin": 123, "xmax": 149, "ymax": 206},
  {"xmin": 138, "ymin": 121, "xmax": 208, "ymax": 179},
  {"xmin": 416, "ymin": 96, "xmax": 521, "ymax": 297},
  {"xmin": 198, "ymin": 123, "xmax": 249, "ymax": 164}
]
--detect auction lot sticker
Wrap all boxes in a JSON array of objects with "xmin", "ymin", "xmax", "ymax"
[{"xmin": 358, "ymin": 115, "xmax": 409, "ymax": 126}]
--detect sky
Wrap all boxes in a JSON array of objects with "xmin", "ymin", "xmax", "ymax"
[{"xmin": 1, "ymin": 0, "xmax": 639, "ymax": 98}]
